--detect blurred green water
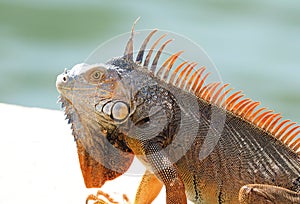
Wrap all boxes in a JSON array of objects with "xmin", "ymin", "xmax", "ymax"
[{"xmin": 0, "ymin": 0, "xmax": 299, "ymax": 121}]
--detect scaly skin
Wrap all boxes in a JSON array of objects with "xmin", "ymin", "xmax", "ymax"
[{"xmin": 56, "ymin": 28, "xmax": 300, "ymax": 203}]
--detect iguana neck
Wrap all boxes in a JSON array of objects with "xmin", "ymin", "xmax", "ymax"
[{"xmin": 59, "ymin": 96, "xmax": 134, "ymax": 188}]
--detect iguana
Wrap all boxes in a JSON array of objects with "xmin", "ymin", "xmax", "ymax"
[{"xmin": 56, "ymin": 21, "xmax": 300, "ymax": 204}]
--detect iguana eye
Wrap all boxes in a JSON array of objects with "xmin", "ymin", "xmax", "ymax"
[
  {"xmin": 92, "ymin": 70, "xmax": 103, "ymax": 80},
  {"xmin": 87, "ymin": 69, "xmax": 105, "ymax": 83}
]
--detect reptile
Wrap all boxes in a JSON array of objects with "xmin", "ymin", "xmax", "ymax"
[{"xmin": 56, "ymin": 21, "xmax": 300, "ymax": 204}]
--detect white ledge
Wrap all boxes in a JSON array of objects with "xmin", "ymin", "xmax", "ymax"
[{"xmin": 0, "ymin": 103, "xmax": 173, "ymax": 203}]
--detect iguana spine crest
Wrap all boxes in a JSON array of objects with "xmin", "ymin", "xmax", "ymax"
[{"xmin": 128, "ymin": 27, "xmax": 300, "ymax": 154}]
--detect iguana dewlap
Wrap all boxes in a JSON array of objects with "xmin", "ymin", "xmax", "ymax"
[{"xmin": 56, "ymin": 21, "xmax": 300, "ymax": 204}]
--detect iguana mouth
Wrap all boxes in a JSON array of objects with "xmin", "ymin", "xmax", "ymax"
[{"xmin": 57, "ymin": 86, "xmax": 93, "ymax": 92}]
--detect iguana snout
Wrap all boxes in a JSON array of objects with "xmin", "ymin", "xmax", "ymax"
[{"xmin": 56, "ymin": 63, "xmax": 110, "ymax": 94}]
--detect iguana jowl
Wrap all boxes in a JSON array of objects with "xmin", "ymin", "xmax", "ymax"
[{"xmin": 56, "ymin": 22, "xmax": 300, "ymax": 203}]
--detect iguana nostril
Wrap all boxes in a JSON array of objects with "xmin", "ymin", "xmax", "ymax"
[{"xmin": 56, "ymin": 73, "xmax": 69, "ymax": 91}]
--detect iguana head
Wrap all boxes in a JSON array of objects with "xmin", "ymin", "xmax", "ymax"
[
  {"xmin": 56, "ymin": 60, "xmax": 137, "ymax": 188},
  {"xmin": 56, "ymin": 60, "xmax": 136, "ymax": 128}
]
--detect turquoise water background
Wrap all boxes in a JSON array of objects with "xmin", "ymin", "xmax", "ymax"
[{"xmin": 0, "ymin": 0, "xmax": 299, "ymax": 121}]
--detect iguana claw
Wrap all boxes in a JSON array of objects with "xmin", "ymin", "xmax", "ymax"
[{"xmin": 86, "ymin": 190, "xmax": 131, "ymax": 204}]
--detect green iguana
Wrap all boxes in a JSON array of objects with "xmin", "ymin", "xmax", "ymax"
[{"xmin": 56, "ymin": 21, "xmax": 300, "ymax": 204}]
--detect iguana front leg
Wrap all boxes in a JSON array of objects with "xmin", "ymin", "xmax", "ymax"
[
  {"xmin": 127, "ymin": 85, "xmax": 187, "ymax": 203},
  {"xmin": 134, "ymin": 170, "xmax": 163, "ymax": 204},
  {"xmin": 142, "ymin": 143, "xmax": 187, "ymax": 204},
  {"xmin": 239, "ymin": 184, "xmax": 300, "ymax": 204}
]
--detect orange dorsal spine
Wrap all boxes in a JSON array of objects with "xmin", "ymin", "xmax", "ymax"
[{"xmin": 134, "ymin": 29, "xmax": 300, "ymax": 154}]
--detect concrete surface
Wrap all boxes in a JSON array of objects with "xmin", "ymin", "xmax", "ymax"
[{"xmin": 0, "ymin": 103, "xmax": 172, "ymax": 204}]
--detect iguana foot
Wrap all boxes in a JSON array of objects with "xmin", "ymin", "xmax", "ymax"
[
  {"xmin": 238, "ymin": 184, "xmax": 300, "ymax": 204},
  {"xmin": 134, "ymin": 170, "xmax": 163, "ymax": 204},
  {"xmin": 86, "ymin": 190, "xmax": 131, "ymax": 204}
]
